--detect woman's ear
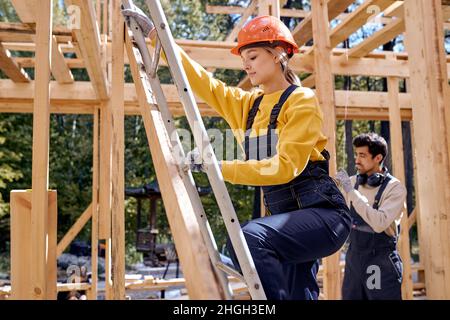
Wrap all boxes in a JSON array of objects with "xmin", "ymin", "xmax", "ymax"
[{"xmin": 273, "ymin": 46, "xmax": 287, "ymax": 63}]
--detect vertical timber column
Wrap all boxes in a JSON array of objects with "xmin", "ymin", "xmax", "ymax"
[
  {"xmin": 31, "ymin": 0, "xmax": 53, "ymax": 300},
  {"xmin": 404, "ymin": 0, "xmax": 450, "ymax": 299},
  {"xmin": 311, "ymin": 0, "xmax": 340, "ymax": 300},
  {"xmin": 103, "ymin": 0, "xmax": 108, "ymax": 36},
  {"xmin": 387, "ymin": 74, "xmax": 413, "ymax": 300},
  {"xmin": 258, "ymin": 0, "xmax": 280, "ymax": 17},
  {"xmin": 99, "ymin": 101, "xmax": 113, "ymax": 299},
  {"xmin": 89, "ymin": 107, "xmax": 100, "ymax": 300},
  {"xmin": 10, "ymin": 191, "xmax": 57, "ymax": 300},
  {"xmin": 99, "ymin": 0, "xmax": 113, "ymax": 299},
  {"xmin": 110, "ymin": 0, "xmax": 125, "ymax": 300}
]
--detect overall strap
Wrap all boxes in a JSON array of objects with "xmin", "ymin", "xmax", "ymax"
[
  {"xmin": 245, "ymin": 95, "xmax": 264, "ymax": 131},
  {"xmin": 268, "ymin": 84, "xmax": 299, "ymax": 129},
  {"xmin": 267, "ymin": 84, "xmax": 299, "ymax": 157},
  {"xmin": 245, "ymin": 95, "xmax": 264, "ymax": 161},
  {"xmin": 373, "ymin": 174, "xmax": 392, "ymax": 210}
]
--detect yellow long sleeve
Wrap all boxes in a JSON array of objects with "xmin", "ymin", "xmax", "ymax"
[
  {"xmin": 177, "ymin": 48, "xmax": 258, "ymax": 131},
  {"xmin": 173, "ymin": 45, "xmax": 327, "ymax": 186}
]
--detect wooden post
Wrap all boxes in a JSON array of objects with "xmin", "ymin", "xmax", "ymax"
[
  {"xmin": 410, "ymin": 124, "xmax": 426, "ymax": 291},
  {"xmin": 311, "ymin": 0, "xmax": 340, "ymax": 300},
  {"xmin": 98, "ymin": 102, "xmax": 112, "ymax": 300},
  {"xmin": 387, "ymin": 74, "xmax": 413, "ymax": 300},
  {"xmin": 110, "ymin": 0, "xmax": 125, "ymax": 300},
  {"xmin": 99, "ymin": 0, "xmax": 113, "ymax": 300},
  {"xmin": 88, "ymin": 107, "xmax": 100, "ymax": 300},
  {"xmin": 30, "ymin": 0, "xmax": 52, "ymax": 300},
  {"xmin": 258, "ymin": 0, "xmax": 280, "ymax": 17},
  {"xmin": 96, "ymin": 0, "xmax": 101, "ymax": 27},
  {"xmin": 404, "ymin": 0, "xmax": 450, "ymax": 299},
  {"xmin": 10, "ymin": 190, "xmax": 57, "ymax": 300},
  {"xmin": 103, "ymin": 0, "xmax": 108, "ymax": 36}
]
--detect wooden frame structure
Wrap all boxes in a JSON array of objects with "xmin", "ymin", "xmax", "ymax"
[{"xmin": 1, "ymin": 0, "xmax": 449, "ymax": 300}]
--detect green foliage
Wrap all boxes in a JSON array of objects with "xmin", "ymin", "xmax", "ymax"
[{"xmin": 0, "ymin": 121, "xmax": 23, "ymax": 222}]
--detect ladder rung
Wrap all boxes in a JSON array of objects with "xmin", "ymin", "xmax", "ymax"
[{"xmin": 215, "ymin": 262, "xmax": 245, "ymax": 283}]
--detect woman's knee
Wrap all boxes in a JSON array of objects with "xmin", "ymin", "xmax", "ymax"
[{"xmin": 241, "ymin": 221, "xmax": 268, "ymax": 248}]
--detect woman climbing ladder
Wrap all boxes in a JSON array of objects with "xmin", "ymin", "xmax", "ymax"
[{"xmin": 122, "ymin": 7, "xmax": 352, "ymax": 300}]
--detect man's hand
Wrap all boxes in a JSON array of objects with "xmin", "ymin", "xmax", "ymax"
[
  {"xmin": 335, "ymin": 169, "xmax": 353, "ymax": 193},
  {"xmin": 121, "ymin": 4, "xmax": 155, "ymax": 37}
]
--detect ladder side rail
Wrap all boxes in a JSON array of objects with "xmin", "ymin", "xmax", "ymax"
[{"xmin": 121, "ymin": 0, "xmax": 233, "ymax": 299}]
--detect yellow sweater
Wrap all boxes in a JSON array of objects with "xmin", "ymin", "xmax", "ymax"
[{"xmin": 175, "ymin": 46, "xmax": 327, "ymax": 186}]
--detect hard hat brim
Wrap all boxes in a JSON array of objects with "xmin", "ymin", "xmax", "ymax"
[{"xmin": 230, "ymin": 39, "xmax": 299, "ymax": 56}]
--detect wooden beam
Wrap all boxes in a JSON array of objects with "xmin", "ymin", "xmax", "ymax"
[
  {"xmin": 6, "ymin": 38, "xmax": 450, "ymax": 78},
  {"xmin": 110, "ymin": 0, "xmax": 125, "ymax": 300},
  {"xmin": 14, "ymin": 56, "xmax": 83, "ymax": 69},
  {"xmin": 384, "ymin": 1, "xmax": 405, "ymax": 17},
  {"xmin": 387, "ymin": 74, "xmax": 413, "ymax": 300},
  {"xmin": 207, "ymin": 4, "xmax": 307, "ymax": 18},
  {"xmin": 206, "ymin": 4, "xmax": 400, "ymax": 22},
  {"xmin": 329, "ymin": 0, "xmax": 397, "ymax": 49},
  {"xmin": 405, "ymin": 0, "xmax": 450, "ymax": 299},
  {"xmin": 56, "ymin": 204, "xmax": 93, "ymax": 257},
  {"xmin": 178, "ymin": 45, "xmax": 415, "ymax": 77},
  {"xmin": 125, "ymin": 26, "xmax": 224, "ymax": 300},
  {"xmin": 66, "ymin": 0, "xmax": 108, "ymax": 100},
  {"xmin": 292, "ymin": 0, "xmax": 355, "ymax": 47},
  {"xmin": 0, "ymin": 79, "xmax": 415, "ymax": 116},
  {"xmin": 346, "ymin": 16, "xmax": 404, "ymax": 58},
  {"xmin": 10, "ymin": 0, "xmax": 38, "ymax": 24},
  {"xmin": 311, "ymin": 0, "xmax": 341, "ymax": 300},
  {"xmin": 0, "ymin": 99, "xmax": 413, "ymax": 120},
  {"xmin": 0, "ymin": 40, "xmax": 82, "ymax": 54},
  {"xmin": 444, "ymin": 5, "xmax": 450, "ymax": 20},
  {"xmin": 30, "ymin": 0, "xmax": 52, "ymax": 300},
  {"xmin": 206, "ymin": 4, "xmax": 250, "ymax": 15},
  {"xmin": 0, "ymin": 42, "xmax": 30, "ymax": 82},
  {"xmin": 51, "ymin": 36, "xmax": 74, "ymax": 83},
  {"xmin": 0, "ymin": 22, "xmax": 72, "ymax": 35}
]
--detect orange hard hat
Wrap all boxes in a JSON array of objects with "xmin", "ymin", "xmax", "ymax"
[{"xmin": 230, "ymin": 15, "xmax": 299, "ymax": 56}]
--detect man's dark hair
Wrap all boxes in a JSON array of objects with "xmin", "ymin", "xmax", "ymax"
[{"xmin": 353, "ymin": 132, "xmax": 388, "ymax": 163}]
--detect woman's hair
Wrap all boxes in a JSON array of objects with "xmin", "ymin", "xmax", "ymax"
[{"xmin": 263, "ymin": 46, "xmax": 301, "ymax": 86}]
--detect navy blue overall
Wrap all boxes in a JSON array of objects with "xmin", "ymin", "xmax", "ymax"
[
  {"xmin": 227, "ymin": 85, "xmax": 352, "ymax": 300},
  {"xmin": 342, "ymin": 174, "xmax": 403, "ymax": 300}
]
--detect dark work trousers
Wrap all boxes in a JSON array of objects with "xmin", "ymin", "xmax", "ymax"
[
  {"xmin": 227, "ymin": 160, "xmax": 352, "ymax": 300},
  {"xmin": 342, "ymin": 231, "xmax": 403, "ymax": 300}
]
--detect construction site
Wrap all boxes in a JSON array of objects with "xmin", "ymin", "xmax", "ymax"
[{"xmin": 0, "ymin": 0, "xmax": 449, "ymax": 300}]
